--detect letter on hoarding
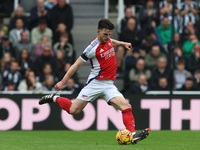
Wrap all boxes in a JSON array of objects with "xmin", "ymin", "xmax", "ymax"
[
  {"xmin": 0, "ymin": 98, "xmax": 20, "ymax": 130},
  {"xmin": 141, "ymin": 99, "xmax": 170, "ymax": 130},
  {"xmin": 171, "ymin": 99, "xmax": 200, "ymax": 130},
  {"xmin": 21, "ymin": 99, "xmax": 50, "ymax": 130}
]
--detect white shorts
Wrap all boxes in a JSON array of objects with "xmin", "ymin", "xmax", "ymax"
[{"xmin": 77, "ymin": 79, "xmax": 124, "ymax": 103}]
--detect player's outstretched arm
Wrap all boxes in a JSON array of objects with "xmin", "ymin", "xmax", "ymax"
[
  {"xmin": 55, "ymin": 57, "xmax": 85, "ymax": 91},
  {"xmin": 111, "ymin": 39, "xmax": 132, "ymax": 50}
]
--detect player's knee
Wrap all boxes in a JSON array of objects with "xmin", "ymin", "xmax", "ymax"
[
  {"xmin": 123, "ymin": 101, "xmax": 132, "ymax": 109},
  {"xmin": 69, "ymin": 107, "xmax": 81, "ymax": 115}
]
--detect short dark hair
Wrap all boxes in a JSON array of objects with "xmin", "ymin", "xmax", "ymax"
[
  {"xmin": 98, "ymin": 19, "xmax": 114, "ymax": 30},
  {"xmin": 177, "ymin": 59, "xmax": 185, "ymax": 65},
  {"xmin": 194, "ymin": 69, "xmax": 200, "ymax": 74},
  {"xmin": 186, "ymin": 77, "xmax": 193, "ymax": 82},
  {"xmin": 38, "ymin": 18, "xmax": 47, "ymax": 25},
  {"xmin": 124, "ymin": 6, "xmax": 132, "ymax": 13},
  {"xmin": 60, "ymin": 32, "xmax": 68, "ymax": 38}
]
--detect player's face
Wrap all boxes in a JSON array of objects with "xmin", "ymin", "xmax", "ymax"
[{"xmin": 98, "ymin": 28, "xmax": 112, "ymax": 44}]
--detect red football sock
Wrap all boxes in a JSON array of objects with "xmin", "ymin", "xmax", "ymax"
[
  {"xmin": 56, "ymin": 97, "xmax": 72, "ymax": 113},
  {"xmin": 122, "ymin": 108, "xmax": 135, "ymax": 132}
]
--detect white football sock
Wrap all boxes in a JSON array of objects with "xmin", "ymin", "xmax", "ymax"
[
  {"xmin": 132, "ymin": 132, "xmax": 136, "ymax": 136},
  {"xmin": 53, "ymin": 95, "xmax": 60, "ymax": 103}
]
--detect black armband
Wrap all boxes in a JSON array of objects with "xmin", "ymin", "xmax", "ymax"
[{"xmin": 81, "ymin": 53, "xmax": 89, "ymax": 61}]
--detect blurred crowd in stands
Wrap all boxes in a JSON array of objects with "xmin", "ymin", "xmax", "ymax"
[
  {"xmin": 115, "ymin": 0, "xmax": 200, "ymax": 94},
  {"xmin": 0, "ymin": 0, "xmax": 82, "ymax": 93},
  {"xmin": 0, "ymin": 0, "xmax": 200, "ymax": 94}
]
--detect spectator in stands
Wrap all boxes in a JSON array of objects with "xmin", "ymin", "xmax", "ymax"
[
  {"xmin": 165, "ymin": 33, "xmax": 183, "ymax": 63},
  {"xmin": 29, "ymin": 0, "xmax": 50, "ymax": 30},
  {"xmin": 116, "ymin": 17, "xmax": 141, "ymax": 75},
  {"xmin": 14, "ymin": 31, "xmax": 34, "ymax": 58},
  {"xmin": 145, "ymin": 44, "xmax": 166, "ymax": 70},
  {"xmin": 183, "ymin": 34, "xmax": 200, "ymax": 58},
  {"xmin": 3, "ymin": 81, "xmax": 16, "ymax": 91},
  {"xmin": 157, "ymin": 16, "xmax": 177, "ymax": 46},
  {"xmin": 139, "ymin": 0, "xmax": 157, "ymax": 29},
  {"xmin": 32, "ymin": 36, "xmax": 54, "ymax": 62},
  {"xmin": 148, "ymin": 20, "xmax": 162, "ymax": 45},
  {"xmin": 167, "ymin": 33, "xmax": 183, "ymax": 56},
  {"xmin": 174, "ymin": 59, "xmax": 192, "ymax": 90},
  {"xmin": 125, "ymin": 74, "xmax": 149, "ymax": 94},
  {"xmin": 9, "ymin": 6, "xmax": 28, "ymax": 30},
  {"xmin": 0, "ymin": 18, "xmax": 8, "ymax": 36},
  {"xmin": 53, "ymin": 23, "xmax": 65, "ymax": 43},
  {"xmin": 173, "ymin": 46, "xmax": 186, "ymax": 68},
  {"xmin": 31, "ymin": 18, "xmax": 53, "ymax": 45},
  {"xmin": 154, "ymin": 77, "xmax": 170, "ymax": 90},
  {"xmin": 51, "ymin": 0, "xmax": 73, "ymax": 44},
  {"xmin": 34, "ymin": 45, "xmax": 57, "ymax": 81},
  {"xmin": 42, "ymin": 74, "xmax": 56, "ymax": 91},
  {"xmin": 179, "ymin": 0, "xmax": 198, "ymax": 33},
  {"xmin": 129, "ymin": 58, "xmax": 151, "ymax": 83},
  {"xmin": 123, "ymin": 49, "xmax": 143, "ymax": 92},
  {"xmin": 2, "ymin": 61, "xmax": 21, "ymax": 90},
  {"xmin": 44, "ymin": 0, "xmax": 58, "ymax": 10},
  {"xmin": 39, "ymin": 63, "xmax": 55, "ymax": 84},
  {"xmin": 62, "ymin": 78, "xmax": 81, "ymax": 94},
  {"xmin": 140, "ymin": 36, "xmax": 155, "ymax": 55},
  {"xmin": 119, "ymin": 17, "xmax": 141, "ymax": 47},
  {"xmin": 150, "ymin": 57, "xmax": 170, "ymax": 90},
  {"xmin": 53, "ymin": 32, "xmax": 74, "ymax": 63},
  {"xmin": 181, "ymin": 21, "xmax": 199, "ymax": 42},
  {"xmin": 159, "ymin": 0, "xmax": 179, "ymax": 28},
  {"xmin": 18, "ymin": 70, "xmax": 43, "ymax": 92},
  {"xmin": 186, "ymin": 44, "xmax": 200, "ymax": 74},
  {"xmin": 125, "ymin": 48, "xmax": 142, "ymax": 74},
  {"xmin": 0, "ymin": 52, "xmax": 12, "ymax": 74},
  {"xmin": 0, "ymin": 35, "xmax": 16, "ymax": 59},
  {"xmin": 193, "ymin": 69, "xmax": 200, "ymax": 90},
  {"xmin": 56, "ymin": 49, "xmax": 65, "ymax": 77},
  {"xmin": 117, "ymin": 6, "xmax": 134, "ymax": 36},
  {"xmin": 58, "ymin": 62, "xmax": 80, "ymax": 85},
  {"xmin": 179, "ymin": 77, "xmax": 197, "ymax": 91},
  {"xmin": 17, "ymin": 49, "xmax": 33, "ymax": 79},
  {"xmin": 0, "ymin": 30, "xmax": 6, "ymax": 42},
  {"xmin": 53, "ymin": 23, "xmax": 73, "ymax": 45},
  {"xmin": 9, "ymin": 18, "xmax": 30, "ymax": 47}
]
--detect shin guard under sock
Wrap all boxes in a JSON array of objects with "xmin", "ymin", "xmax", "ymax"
[{"xmin": 122, "ymin": 108, "xmax": 135, "ymax": 133}]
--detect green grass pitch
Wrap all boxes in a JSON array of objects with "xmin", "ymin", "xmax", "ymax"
[{"xmin": 0, "ymin": 130, "xmax": 199, "ymax": 150}]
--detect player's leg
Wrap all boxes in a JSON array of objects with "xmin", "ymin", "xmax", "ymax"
[
  {"xmin": 68, "ymin": 98, "xmax": 89, "ymax": 115},
  {"xmin": 39, "ymin": 93, "xmax": 88, "ymax": 115},
  {"xmin": 109, "ymin": 96, "xmax": 150, "ymax": 144},
  {"xmin": 39, "ymin": 79, "xmax": 100, "ymax": 114},
  {"xmin": 55, "ymin": 96, "xmax": 88, "ymax": 115},
  {"xmin": 109, "ymin": 96, "xmax": 135, "ymax": 133}
]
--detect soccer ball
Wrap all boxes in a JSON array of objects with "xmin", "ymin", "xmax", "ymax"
[{"xmin": 116, "ymin": 129, "xmax": 133, "ymax": 145}]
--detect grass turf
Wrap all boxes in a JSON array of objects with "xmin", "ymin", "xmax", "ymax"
[{"xmin": 0, "ymin": 130, "xmax": 199, "ymax": 150}]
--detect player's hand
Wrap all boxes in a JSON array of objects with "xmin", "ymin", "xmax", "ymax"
[
  {"xmin": 55, "ymin": 81, "xmax": 65, "ymax": 91},
  {"xmin": 123, "ymin": 42, "xmax": 132, "ymax": 50}
]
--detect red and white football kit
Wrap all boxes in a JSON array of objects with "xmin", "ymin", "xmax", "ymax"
[
  {"xmin": 77, "ymin": 37, "xmax": 123, "ymax": 102},
  {"xmin": 55, "ymin": 37, "xmax": 136, "ymax": 133}
]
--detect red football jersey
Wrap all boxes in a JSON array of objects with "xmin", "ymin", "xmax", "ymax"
[{"xmin": 80, "ymin": 37, "xmax": 117, "ymax": 82}]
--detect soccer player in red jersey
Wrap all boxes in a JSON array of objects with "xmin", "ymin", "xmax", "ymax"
[{"xmin": 39, "ymin": 19, "xmax": 149, "ymax": 144}]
